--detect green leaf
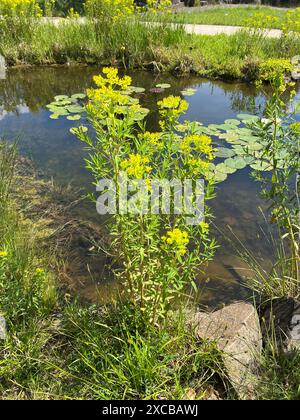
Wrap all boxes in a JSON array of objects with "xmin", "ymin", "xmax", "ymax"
[
  {"xmin": 67, "ymin": 114, "xmax": 81, "ymax": 121},
  {"xmin": 215, "ymin": 147, "xmax": 236, "ymax": 158},
  {"xmin": 181, "ymin": 89, "xmax": 196, "ymax": 96},
  {"xmin": 250, "ymin": 161, "xmax": 272, "ymax": 171},
  {"xmin": 156, "ymin": 83, "xmax": 171, "ymax": 89},
  {"xmin": 224, "ymin": 157, "xmax": 247, "ymax": 169},
  {"xmin": 54, "ymin": 95, "xmax": 69, "ymax": 101},
  {"xmin": 224, "ymin": 119, "xmax": 240, "ymax": 126},
  {"xmin": 71, "ymin": 93, "xmax": 86, "ymax": 99}
]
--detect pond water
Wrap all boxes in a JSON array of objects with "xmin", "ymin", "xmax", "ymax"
[{"xmin": 1, "ymin": 66, "xmax": 298, "ymax": 308}]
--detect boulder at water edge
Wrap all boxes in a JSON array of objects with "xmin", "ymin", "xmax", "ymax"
[{"xmin": 193, "ymin": 302, "xmax": 262, "ymax": 399}]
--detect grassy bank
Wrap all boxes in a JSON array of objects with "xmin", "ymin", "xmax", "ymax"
[
  {"xmin": 0, "ymin": 143, "xmax": 225, "ymax": 400},
  {"xmin": 166, "ymin": 6, "xmax": 288, "ymax": 28},
  {"xmin": 1, "ymin": 142, "xmax": 299, "ymax": 400},
  {"xmin": 1, "ymin": 18, "xmax": 300, "ymax": 82}
]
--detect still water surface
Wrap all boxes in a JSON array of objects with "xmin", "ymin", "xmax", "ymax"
[{"xmin": 1, "ymin": 66, "xmax": 295, "ymax": 307}]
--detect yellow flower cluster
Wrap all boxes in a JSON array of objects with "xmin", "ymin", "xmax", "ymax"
[
  {"xmin": 158, "ymin": 95, "xmax": 188, "ymax": 113},
  {"xmin": 87, "ymin": 67, "xmax": 132, "ymax": 111},
  {"xmin": 162, "ymin": 228, "xmax": 189, "ymax": 256},
  {"xmin": 139, "ymin": 131, "xmax": 163, "ymax": 150},
  {"xmin": 186, "ymin": 157, "xmax": 210, "ymax": 176},
  {"xmin": 0, "ymin": 0, "xmax": 41, "ymax": 16},
  {"xmin": 244, "ymin": 12, "xmax": 279, "ymax": 30},
  {"xmin": 85, "ymin": 0, "xmax": 134, "ymax": 23},
  {"xmin": 94, "ymin": 68, "xmax": 132, "ymax": 90},
  {"xmin": 180, "ymin": 134, "xmax": 214, "ymax": 158},
  {"xmin": 199, "ymin": 221, "xmax": 209, "ymax": 234},
  {"xmin": 282, "ymin": 8, "xmax": 300, "ymax": 34},
  {"xmin": 259, "ymin": 59, "xmax": 293, "ymax": 84},
  {"xmin": 0, "ymin": 251, "xmax": 8, "ymax": 258},
  {"xmin": 158, "ymin": 96, "xmax": 189, "ymax": 128},
  {"xmin": 146, "ymin": 0, "xmax": 172, "ymax": 13},
  {"xmin": 243, "ymin": 8, "xmax": 300, "ymax": 34},
  {"xmin": 120, "ymin": 154, "xmax": 152, "ymax": 178}
]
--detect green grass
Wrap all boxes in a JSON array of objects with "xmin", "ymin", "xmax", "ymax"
[
  {"xmin": 164, "ymin": 6, "xmax": 287, "ymax": 29},
  {"xmin": 1, "ymin": 17, "xmax": 299, "ymax": 82}
]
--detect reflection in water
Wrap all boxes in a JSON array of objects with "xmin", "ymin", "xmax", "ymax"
[{"xmin": 0, "ymin": 66, "xmax": 276, "ymax": 307}]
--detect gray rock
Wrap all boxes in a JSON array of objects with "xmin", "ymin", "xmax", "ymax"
[
  {"xmin": 193, "ymin": 302, "xmax": 262, "ymax": 399},
  {"xmin": 0, "ymin": 316, "xmax": 6, "ymax": 340},
  {"xmin": 0, "ymin": 54, "xmax": 6, "ymax": 80},
  {"xmin": 260, "ymin": 297, "xmax": 300, "ymax": 351}
]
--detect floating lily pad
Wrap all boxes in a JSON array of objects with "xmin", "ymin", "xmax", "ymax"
[
  {"xmin": 50, "ymin": 114, "xmax": 60, "ymax": 119},
  {"xmin": 181, "ymin": 88, "xmax": 197, "ymax": 96},
  {"xmin": 237, "ymin": 113, "xmax": 259, "ymax": 121},
  {"xmin": 224, "ymin": 157, "xmax": 247, "ymax": 170},
  {"xmin": 213, "ymin": 171, "xmax": 228, "ymax": 183},
  {"xmin": 129, "ymin": 86, "xmax": 146, "ymax": 94},
  {"xmin": 67, "ymin": 114, "xmax": 81, "ymax": 121},
  {"xmin": 54, "ymin": 95, "xmax": 69, "ymax": 101},
  {"xmin": 67, "ymin": 105, "xmax": 85, "ymax": 113},
  {"xmin": 156, "ymin": 83, "xmax": 171, "ymax": 89},
  {"xmin": 71, "ymin": 93, "xmax": 86, "ymax": 100},
  {"xmin": 215, "ymin": 147, "xmax": 236, "ymax": 158},
  {"xmin": 250, "ymin": 161, "xmax": 272, "ymax": 171},
  {"xmin": 224, "ymin": 119, "xmax": 240, "ymax": 126},
  {"xmin": 215, "ymin": 162, "xmax": 236, "ymax": 174}
]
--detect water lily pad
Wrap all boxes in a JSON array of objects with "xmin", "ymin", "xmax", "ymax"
[
  {"xmin": 237, "ymin": 113, "xmax": 259, "ymax": 121},
  {"xmin": 245, "ymin": 142, "xmax": 264, "ymax": 151},
  {"xmin": 67, "ymin": 105, "xmax": 85, "ymax": 113},
  {"xmin": 215, "ymin": 162, "xmax": 236, "ymax": 174},
  {"xmin": 50, "ymin": 114, "xmax": 60, "ymax": 119},
  {"xmin": 219, "ymin": 132, "xmax": 240, "ymax": 142},
  {"xmin": 215, "ymin": 147, "xmax": 236, "ymax": 158},
  {"xmin": 213, "ymin": 171, "xmax": 228, "ymax": 183},
  {"xmin": 218, "ymin": 123, "xmax": 238, "ymax": 131},
  {"xmin": 224, "ymin": 119, "xmax": 240, "ymax": 126},
  {"xmin": 224, "ymin": 157, "xmax": 247, "ymax": 170},
  {"xmin": 71, "ymin": 93, "xmax": 86, "ymax": 99},
  {"xmin": 181, "ymin": 88, "xmax": 197, "ymax": 96},
  {"xmin": 129, "ymin": 86, "xmax": 146, "ymax": 94},
  {"xmin": 156, "ymin": 83, "xmax": 171, "ymax": 89},
  {"xmin": 67, "ymin": 114, "xmax": 81, "ymax": 121},
  {"xmin": 54, "ymin": 95, "xmax": 69, "ymax": 101},
  {"xmin": 250, "ymin": 161, "xmax": 272, "ymax": 171}
]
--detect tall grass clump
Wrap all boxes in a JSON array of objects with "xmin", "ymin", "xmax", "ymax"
[{"xmin": 0, "ymin": 142, "xmax": 59, "ymax": 399}]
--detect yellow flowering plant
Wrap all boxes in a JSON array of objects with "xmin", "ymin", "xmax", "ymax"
[
  {"xmin": 85, "ymin": 0, "xmax": 134, "ymax": 24},
  {"xmin": 0, "ymin": 0, "xmax": 41, "ymax": 17},
  {"xmin": 72, "ymin": 67, "xmax": 217, "ymax": 325}
]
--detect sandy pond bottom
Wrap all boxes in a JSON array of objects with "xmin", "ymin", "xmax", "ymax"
[{"xmin": 1, "ymin": 66, "xmax": 296, "ymax": 308}]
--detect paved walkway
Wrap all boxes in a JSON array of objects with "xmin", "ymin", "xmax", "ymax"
[
  {"xmin": 43, "ymin": 17, "xmax": 283, "ymax": 38},
  {"xmin": 181, "ymin": 23, "xmax": 282, "ymax": 38}
]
